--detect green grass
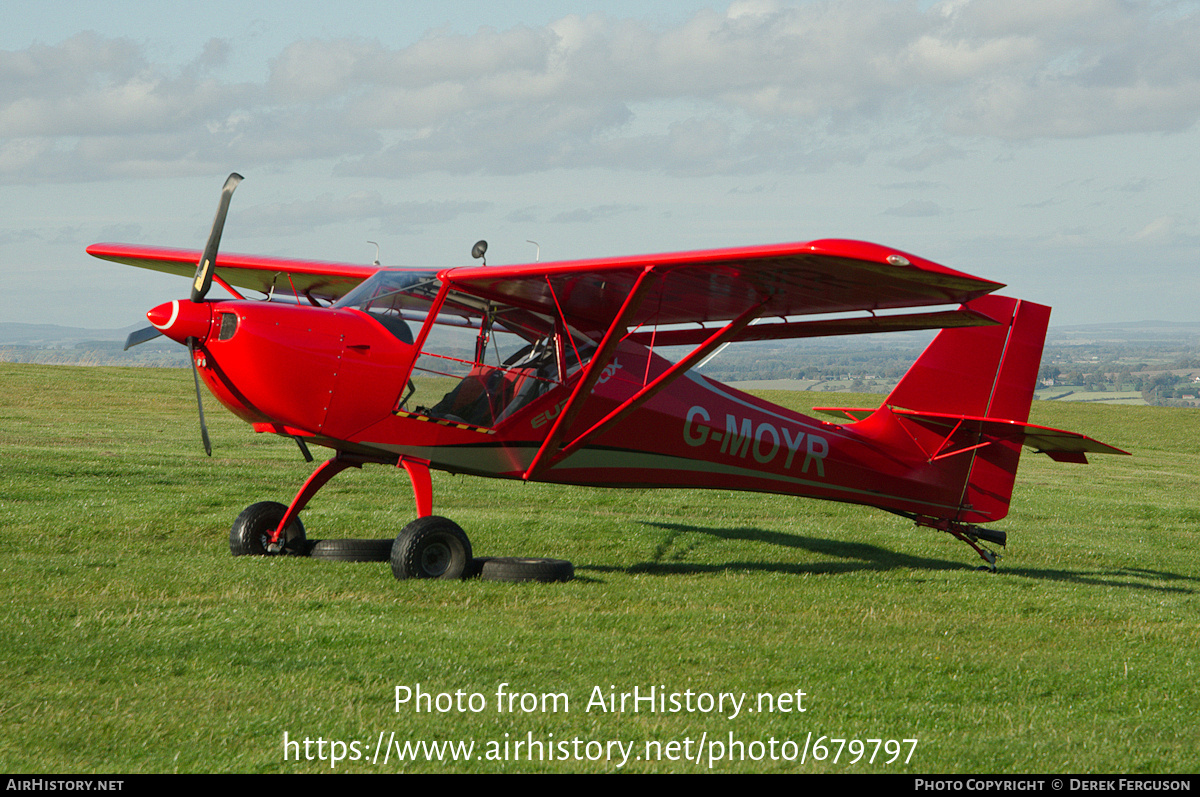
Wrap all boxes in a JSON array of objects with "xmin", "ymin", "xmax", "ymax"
[{"xmin": 1, "ymin": 364, "xmax": 1197, "ymax": 773}]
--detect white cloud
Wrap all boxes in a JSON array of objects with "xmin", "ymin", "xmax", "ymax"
[
  {"xmin": 0, "ymin": 33, "xmax": 249, "ymax": 139},
  {"xmin": 235, "ymin": 191, "xmax": 490, "ymax": 235},
  {"xmin": 1133, "ymin": 216, "xmax": 1177, "ymax": 242},
  {"xmin": 2, "ymin": 1, "xmax": 1198, "ymax": 183}
]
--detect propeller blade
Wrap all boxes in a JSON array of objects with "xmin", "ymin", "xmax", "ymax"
[
  {"xmin": 191, "ymin": 172, "xmax": 244, "ymax": 303},
  {"xmin": 187, "ymin": 337, "xmax": 213, "ymax": 456},
  {"xmin": 123, "ymin": 325, "xmax": 163, "ymax": 351}
]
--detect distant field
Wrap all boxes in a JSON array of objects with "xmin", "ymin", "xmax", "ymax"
[
  {"xmin": 1, "ymin": 363, "xmax": 1197, "ymax": 773},
  {"xmin": 1035, "ymin": 389, "xmax": 1148, "ymax": 406}
]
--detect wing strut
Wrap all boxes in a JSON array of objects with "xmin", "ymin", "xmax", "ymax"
[
  {"xmin": 553, "ymin": 299, "xmax": 767, "ymax": 464},
  {"xmin": 524, "ymin": 266, "xmax": 657, "ymax": 480},
  {"xmin": 213, "ymin": 273, "xmax": 245, "ymax": 300}
]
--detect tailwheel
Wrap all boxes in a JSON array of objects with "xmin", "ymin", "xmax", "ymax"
[
  {"xmin": 391, "ymin": 516, "xmax": 473, "ymax": 580},
  {"xmin": 947, "ymin": 524, "xmax": 1005, "ymax": 572},
  {"xmin": 914, "ymin": 516, "xmax": 1006, "ymax": 572},
  {"xmin": 230, "ymin": 501, "xmax": 308, "ymax": 557}
]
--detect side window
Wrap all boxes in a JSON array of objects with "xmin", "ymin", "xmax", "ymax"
[{"xmin": 403, "ymin": 295, "xmax": 579, "ymax": 428}]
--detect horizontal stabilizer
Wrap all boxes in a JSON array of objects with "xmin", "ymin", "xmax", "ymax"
[
  {"xmin": 817, "ymin": 406, "xmax": 1130, "ymax": 462},
  {"xmin": 815, "ymin": 407, "xmax": 874, "ymax": 422},
  {"xmin": 892, "ymin": 409, "xmax": 1130, "ymax": 459}
]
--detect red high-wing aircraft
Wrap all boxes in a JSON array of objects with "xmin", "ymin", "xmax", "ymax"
[{"xmin": 89, "ymin": 174, "xmax": 1127, "ymax": 576}]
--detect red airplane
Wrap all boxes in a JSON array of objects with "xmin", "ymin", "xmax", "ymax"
[{"xmin": 89, "ymin": 174, "xmax": 1127, "ymax": 576}]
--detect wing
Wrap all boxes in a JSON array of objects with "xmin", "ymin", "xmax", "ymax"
[
  {"xmin": 442, "ymin": 239, "xmax": 1004, "ymax": 334},
  {"xmin": 480, "ymin": 239, "xmax": 1005, "ymax": 480},
  {"xmin": 87, "ymin": 243, "xmax": 381, "ymax": 305}
]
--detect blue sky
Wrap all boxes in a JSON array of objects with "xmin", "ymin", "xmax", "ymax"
[{"xmin": 3, "ymin": 0, "xmax": 1198, "ymax": 328}]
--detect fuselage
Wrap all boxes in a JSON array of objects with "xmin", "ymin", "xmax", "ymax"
[{"xmin": 154, "ymin": 295, "xmax": 975, "ymax": 522}]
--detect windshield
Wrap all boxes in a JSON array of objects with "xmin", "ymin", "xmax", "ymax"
[
  {"xmin": 334, "ymin": 269, "xmax": 441, "ymax": 315},
  {"xmin": 337, "ymin": 269, "xmax": 597, "ymax": 428}
]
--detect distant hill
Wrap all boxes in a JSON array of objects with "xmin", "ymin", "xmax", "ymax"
[
  {"xmin": 0, "ymin": 322, "xmax": 134, "ymax": 345},
  {"xmin": 1047, "ymin": 320, "xmax": 1200, "ymax": 343},
  {"xmin": 4, "ymin": 318, "xmax": 1199, "ymax": 375},
  {"xmin": 0, "ymin": 322, "xmax": 187, "ymax": 367}
]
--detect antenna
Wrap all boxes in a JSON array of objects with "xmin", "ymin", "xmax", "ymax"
[
  {"xmin": 526, "ymin": 240, "xmax": 540, "ymax": 262},
  {"xmin": 367, "ymin": 241, "xmax": 381, "ymax": 266}
]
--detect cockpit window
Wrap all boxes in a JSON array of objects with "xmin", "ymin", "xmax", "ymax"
[
  {"xmin": 342, "ymin": 271, "xmax": 597, "ymax": 429},
  {"xmin": 334, "ymin": 269, "xmax": 441, "ymax": 345},
  {"xmin": 398, "ymin": 289, "xmax": 595, "ymax": 428},
  {"xmin": 334, "ymin": 270, "xmax": 440, "ymax": 315}
]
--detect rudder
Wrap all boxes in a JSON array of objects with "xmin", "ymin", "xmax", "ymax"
[
  {"xmin": 883, "ymin": 294, "xmax": 1051, "ymax": 523},
  {"xmin": 885, "ymin": 294, "xmax": 1049, "ymax": 425}
]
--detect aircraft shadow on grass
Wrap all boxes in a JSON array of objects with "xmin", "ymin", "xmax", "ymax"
[{"xmin": 577, "ymin": 521, "xmax": 1197, "ymax": 593}]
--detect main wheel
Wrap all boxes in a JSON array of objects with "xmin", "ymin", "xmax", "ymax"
[
  {"xmin": 391, "ymin": 516, "xmax": 472, "ymax": 580},
  {"xmin": 229, "ymin": 501, "xmax": 307, "ymax": 557}
]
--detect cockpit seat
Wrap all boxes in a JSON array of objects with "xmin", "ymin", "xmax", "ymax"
[{"xmin": 371, "ymin": 313, "xmax": 413, "ymax": 345}]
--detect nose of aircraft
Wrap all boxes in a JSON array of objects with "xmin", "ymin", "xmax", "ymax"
[{"xmin": 147, "ymin": 299, "xmax": 213, "ymax": 344}]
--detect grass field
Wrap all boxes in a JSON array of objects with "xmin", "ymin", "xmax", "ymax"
[{"xmin": 1, "ymin": 363, "xmax": 1197, "ymax": 773}]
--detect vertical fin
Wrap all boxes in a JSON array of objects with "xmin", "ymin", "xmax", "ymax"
[
  {"xmin": 885, "ymin": 294, "xmax": 1048, "ymax": 425},
  {"xmin": 881, "ymin": 295, "xmax": 1051, "ymax": 523}
]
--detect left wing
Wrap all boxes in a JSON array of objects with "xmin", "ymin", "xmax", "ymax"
[
  {"xmin": 442, "ymin": 239, "xmax": 1004, "ymax": 331},
  {"xmin": 87, "ymin": 243, "xmax": 381, "ymax": 304}
]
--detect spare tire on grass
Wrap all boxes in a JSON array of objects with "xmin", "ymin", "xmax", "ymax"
[
  {"xmin": 308, "ymin": 538, "xmax": 394, "ymax": 562},
  {"xmin": 480, "ymin": 557, "xmax": 574, "ymax": 583}
]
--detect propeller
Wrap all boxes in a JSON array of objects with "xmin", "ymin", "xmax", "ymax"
[
  {"xmin": 187, "ymin": 336, "xmax": 213, "ymax": 456},
  {"xmin": 181, "ymin": 172, "xmax": 243, "ymax": 455},
  {"xmin": 124, "ymin": 173, "xmax": 246, "ymax": 454},
  {"xmin": 124, "ymin": 172, "xmax": 244, "ymax": 351},
  {"xmin": 192, "ymin": 172, "xmax": 243, "ymax": 302},
  {"xmin": 123, "ymin": 325, "xmax": 162, "ymax": 351}
]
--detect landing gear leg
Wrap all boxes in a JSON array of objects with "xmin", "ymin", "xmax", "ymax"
[
  {"xmin": 235, "ymin": 452, "xmax": 383, "ymax": 556},
  {"xmin": 399, "ymin": 456, "xmax": 432, "ymax": 518},
  {"xmin": 948, "ymin": 524, "xmax": 1004, "ymax": 572},
  {"xmin": 390, "ymin": 457, "xmax": 474, "ymax": 579}
]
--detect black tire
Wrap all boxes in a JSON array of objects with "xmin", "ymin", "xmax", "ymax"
[
  {"xmin": 391, "ymin": 516, "xmax": 472, "ymax": 580},
  {"xmin": 480, "ymin": 557, "xmax": 574, "ymax": 583},
  {"xmin": 463, "ymin": 557, "xmax": 495, "ymax": 579},
  {"xmin": 229, "ymin": 501, "xmax": 306, "ymax": 557},
  {"xmin": 309, "ymin": 538, "xmax": 394, "ymax": 562}
]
